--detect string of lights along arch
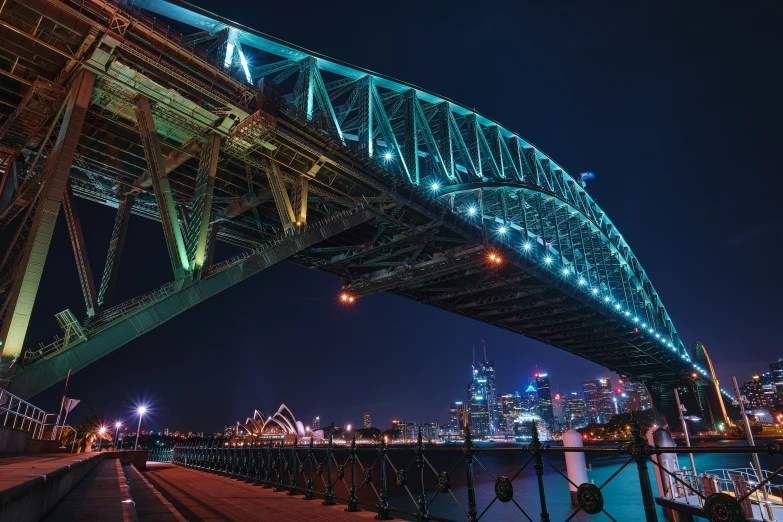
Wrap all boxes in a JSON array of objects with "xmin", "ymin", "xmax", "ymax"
[{"xmin": 0, "ymin": 0, "xmax": 730, "ymax": 425}]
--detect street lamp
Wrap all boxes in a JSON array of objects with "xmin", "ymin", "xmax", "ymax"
[
  {"xmin": 98, "ymin": 426, "xmax": 107, "ymax": 452},
  {"xmin": 114, "ymin": 422, "xmax": 122, "ymax": 450},
  {"xmin": 134, "ymin": 407, "xmax": 147, "ymax": 451}
]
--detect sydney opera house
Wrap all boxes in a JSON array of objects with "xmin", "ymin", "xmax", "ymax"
[{"xmin": 236, "ymin": 405, "xmax": 325, "ymax": 442}]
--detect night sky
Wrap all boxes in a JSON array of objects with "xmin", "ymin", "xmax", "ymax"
[{"xmin": 25, "ymin": 0, "xmax": 783, "ymax": 433}]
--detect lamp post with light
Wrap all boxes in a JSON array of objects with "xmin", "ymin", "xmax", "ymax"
[
  {"xmin": 98, "ymin": 426, "xmax": 107, "ymax": 452},
  {"xmin": 114, "ymin": 422, "xmax": 122, "ymax": 450},
  {"xmin": 134, "ymin": 407, "xmax": 146, "ymax": 450}
]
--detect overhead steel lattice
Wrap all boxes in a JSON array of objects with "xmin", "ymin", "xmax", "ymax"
[{"xmin": 0, "ymin": 0, "xmax": 728, "ymax": 427}]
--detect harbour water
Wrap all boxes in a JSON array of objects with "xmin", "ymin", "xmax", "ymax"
[{"xmin": 322, "ymin": 440, "xmax": 783, "ymax": 521}]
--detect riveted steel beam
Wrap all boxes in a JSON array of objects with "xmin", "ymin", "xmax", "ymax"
[
  {"xmin": 62, "ymin": 183, "xmax": 99, "ymax": 318},
  {"xmin": 134, "ymin": 94, "xmax": 189, "ymax": 280},
  {"xmin": 97, "ymin": 192, "xmax": 135, "ymax": 309},
  {"xmin": 185, "ymin": 133, "xmax": 221, "ymax": 279},
  {"xmin": 0, "ymin": 70, "xmax": 95, "ymax": 380}
]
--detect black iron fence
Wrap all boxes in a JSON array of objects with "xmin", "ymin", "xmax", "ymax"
[{"xmin": 168, "ymin": 418, "xmax": 783, "ymax": 522}]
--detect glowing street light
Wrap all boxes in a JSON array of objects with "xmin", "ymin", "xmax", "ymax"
[
  {"xmin": 135, "ymin": 407, "xmax": 146, "ymax": 451},
  {"xmin": 114, "ymin": 422, "xmax": 122, "ymax": 450}
]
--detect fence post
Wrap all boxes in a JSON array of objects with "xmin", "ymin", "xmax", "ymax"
[
  {"xmin": 275, "ymin": 441, "xmax": 286, "ymax": 491},
  {"xmin": 288, "ymin": 438, "xmax": 299, "ymax": 495},
  {"xmin": 415, "ymin": 429, "xmax": 428, "ymax": 521},
  {"xmin": 377, "ymin": 438, "xmax": 391, "ymax": 520},
  {"xmin": 255, "ymin": 442, "xmax": 263, "ymax": 486},
  {"xmin": 463, "ymin": 427, "xmax": 478, "ymax": 522},
  {"xmin": 305, "ymin": 437, "xmax": 314, "ymax": 500},
  {"xmin": 323, "ymin": 433, "xmax": 335, "ymax": 506},
  {"xmin": 532, "ymin": 424, "xmax": 550, "ymax": 522},
  {"xmin": 346, "ymin": 433, "xmax": 360, "ymax": 512},
  {"xmin": 630, "ymin": 415, "xmax": 658, "ymax": 522},
  {"xmin": 264, "ymin": 440, "xmax": 274, "ymax": 488}
]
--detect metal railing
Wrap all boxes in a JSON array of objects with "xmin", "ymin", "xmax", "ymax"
[
  {"xmin": 167, "ymin": 418, "xmax": 783, "ymax": 522},
  {"xmin": 147, "ymin": 448, "xmax": 174, "ymax": 463},
  {"xmin": 0, "ymin": 388, "xmax": 48, "ymax": 439}
]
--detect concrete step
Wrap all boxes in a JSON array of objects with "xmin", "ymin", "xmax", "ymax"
[
  {"xmin": 122, "ymin": 464, "xmax": 185, "ymax": 522},
  {"xmin": 42, "ymin": 458, "xmax": 137, "ymax": 521},
  {"xmin": 0, "ymin": 453, "xmax": 105, "ymax": 522}
]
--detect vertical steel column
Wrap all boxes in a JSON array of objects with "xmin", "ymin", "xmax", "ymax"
[
  {"xmin": 436, "ymin": 102, "xmax": 454, "ymax": 181},
  {"xmin": 323, "ymin": 433, "xmax": 335, "ymax": 505},
  {"xmin": 532, "ymin": 426, "xmax": 551, "ymax": 522},
  {"xmin": 293, "ymin": 177, "xmax": 308, "ymax": 226},
  {"xmin": 415, "ymin": 429, "xmax": 428, "ymax": 521},
  {"xmin": 0, "ymin": 70, "xmax": 95, "ymax": 374},
  {"xmin": 97, "ymin": 192, "xmax": 134, "ymax": 309},
  {"xmin": 264, "ymin": 440, "xmax": 274, "ymax": 487},
  {"xmin": 288, "ymin": 438, "xmax": 298, "ymax": 495},
  {"xmin": 275, "ymin": 441, "xmax": 286, "ymax": 491},
  {"xmin": 463, "ymin": 427, "xmax": 478, "ymax": 522},
  {"xmin": 357, "ymin": 76, "xmax": 373, "ymax": 158},
  {"xmin": 377, "ymin": 438, "xmax": 391, "ymax": 520},
  {"xmin": 403, "ymin": 90, "xmax": 419, "ymax": 185},
  {"xmin": 305, "ymin": 437, "xmax": 314, "ymax": 500},
  {"xmin": 134, "ymin": 95, "xmax": 189, "ymax": 280},
  {"xmin": 185, "ymin": 133, "xmax": 220, "ymax": 280},
  {"xmin": 631, "ymin": 415, "xmax": 658, "ymax": 522},
  {"xmin": 62, "ymin": 184, "xmax": 98, "ymax": 317},
  {"xmin": 346, "ymin": 434, "xmax": 359, "ymax": 512}
]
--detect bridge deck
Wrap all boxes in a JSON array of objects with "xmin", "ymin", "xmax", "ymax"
[{"xmin": 141, "ymin": 463, "xmax": 373, "ymax": 521}]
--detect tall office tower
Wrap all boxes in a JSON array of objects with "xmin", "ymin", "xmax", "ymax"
[
  {"xmin": 621, "ymin": 380, "xmax": 652, "ymax": 410},
  {"xmin": 741, "ymin": 374, "xmax": 777, "ymax": 410},
  {"xmin": 364, "ymin": 412, "xmax": 372, "ymax": 429},
  {"xmin": 771, "ymin": 359, "xmax": 783, "ymax": 408},
  {"xmin": 582, "ymin": 380, "xmax": 600, "ymax": 424},
  {"xmin": 521, "ymin": 381, "xmax": 539, "ymax": 415},
  {"xmin": 498, "ymin": 392, "xmax": 522, "ymax": 430},
  {"xmin": 552, "ymin": 393, "xmax": 565, "ymax": 429},
  {"xmin": 565, "ymin": 393, "xmax": 588, "ymax": 429},
  {"xmin": 595, "ymin": 378, "xmax": 615, "ymax": 422},
  {"xmin": 536, "ymin": 373, "xmax": 554, "ymax": 427},
  {"xmin": 312, "ymin": 416, "xmax": 320, "ymax": 430},
  {"xmin": 467, "ymin": 344, "xmax": 499, "ymax": 436},
  {"xmin": 449, "ymin": 402, "xmax": 463, "ymax": 428}
]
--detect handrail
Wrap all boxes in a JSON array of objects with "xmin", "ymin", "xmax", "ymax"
[{"xmin": 0, "ymin": 388, "xmax": 48, "ymax": 439}]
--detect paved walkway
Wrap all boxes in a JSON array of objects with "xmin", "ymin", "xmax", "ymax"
[{"xmin": 141, "ymin": 463, "xmax": 374, "ymax": 522}]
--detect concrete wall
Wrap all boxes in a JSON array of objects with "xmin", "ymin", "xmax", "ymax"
[
  {"xmin": 0, "ymin": 425, "xmax": 31, "ymax": 454},
  {"xmin": 0, "ymin": 453, "xmax": 104, "ymax": 522}
]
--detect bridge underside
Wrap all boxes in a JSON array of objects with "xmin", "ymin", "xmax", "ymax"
[{"xmin": 0, "ymin": 0, "xmax": 727, "ymax": 428}]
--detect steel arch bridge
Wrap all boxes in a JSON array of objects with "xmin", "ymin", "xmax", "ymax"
[{"xmin": 0, "ymin": 0, "xmax": 728, "ymax": 426}]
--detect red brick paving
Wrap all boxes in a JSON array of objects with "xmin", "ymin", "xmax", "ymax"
[{"xmin": 141, "ymin": 463, "xmax": 375, "ymax": 521}]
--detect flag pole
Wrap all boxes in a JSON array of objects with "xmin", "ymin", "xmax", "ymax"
[{"xmin": 52, "ymin": 369, "xmax": 72, "ymax": 440}]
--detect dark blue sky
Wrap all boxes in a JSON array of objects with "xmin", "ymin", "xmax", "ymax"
[{"xmin": 29, "ymin": 0, "xmax": 782, "ymax": 433}]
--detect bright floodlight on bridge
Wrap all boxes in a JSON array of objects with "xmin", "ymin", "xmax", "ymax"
[
  {"xmin": 340, "ymin": 293, "xmax": 355, "ymax": 304},
  {"xmin": 592, "ymin": 288, "xmax": 598, "ymax": 294},
  {"xmin": 544, "ymin": 256, "xmax": 552, "ymax": 264},
  {"xmin": 498, "ymin": 226, "xmax": 507, "ymax": 234},
  {"xmin": 431, "ymin": 182, "xmax": 440, "ymax": 191},
  {"xmin": 578, "ymin": 278, "xmax": 585, "ymax": 285},
  {"xmin": 384, "ymin": 152, "xmax": 392, "ymax": 160},
  {"xmin": 604, "ymin": 296, "xmax": 610, "ymax": 302},
  {"xmin": 468, "ymin": 207, "xmax": 477, "ymax": 215},
  {"xmin": 488, "ymin": 253, "xmax": 502, "ymax": 264},
  {"xmin": 615, "ymin": 304, "xmax": 621, "ymax": 309},
  {"xmin": 562, "ymin": 268, "xmax": 569, "ymax": 275},
  {"xmin": 523, "ymin": 243, "xmax": 531, "ymax": 250}
]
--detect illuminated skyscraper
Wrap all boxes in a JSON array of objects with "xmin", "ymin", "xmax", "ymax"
[
  {"xmin": 467, "ymin": 345, "xmax": 499, "ymax": 436},
  {"xmin": 565, "ymin": 393, "xmax": 587, "ymax": 429},
  {"xmin": 621, "ymin": 380, "xmax": 651, "ymax": 410},
  {"xmin": 521, "ymin": 380, "xmax": 539, "ymax": 415},
  {"xmin": 364, "ymin": 412, "xmax": 372, "ymax": 429},
  {"xmin": 552, "ymin": 393, "xmax": 565, "ymax": 429},
  {"xmin": 771, "ymin": 359, "xmax": 783, "ymax": 408},
  {"xmin": 582, "ymin": 378, "xmax": 614, "ymax": 424},
  {"xmin": 449, "ymin": 402, "xmax": 465, "ymax": 428},
  {"xmin": 312, "ymin": 416, "xmax": 320, "ymax": 430},
  {"xmin": 536, "ymin": 373, "xmax": 554, "ymax": 427},
  {"xmin": 582, "ymin": 380, "xmax": 599, "ymax": 423},
  {"xmin": 499, "ymin": 392, "xmax": 522, "ymax": 430}
]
